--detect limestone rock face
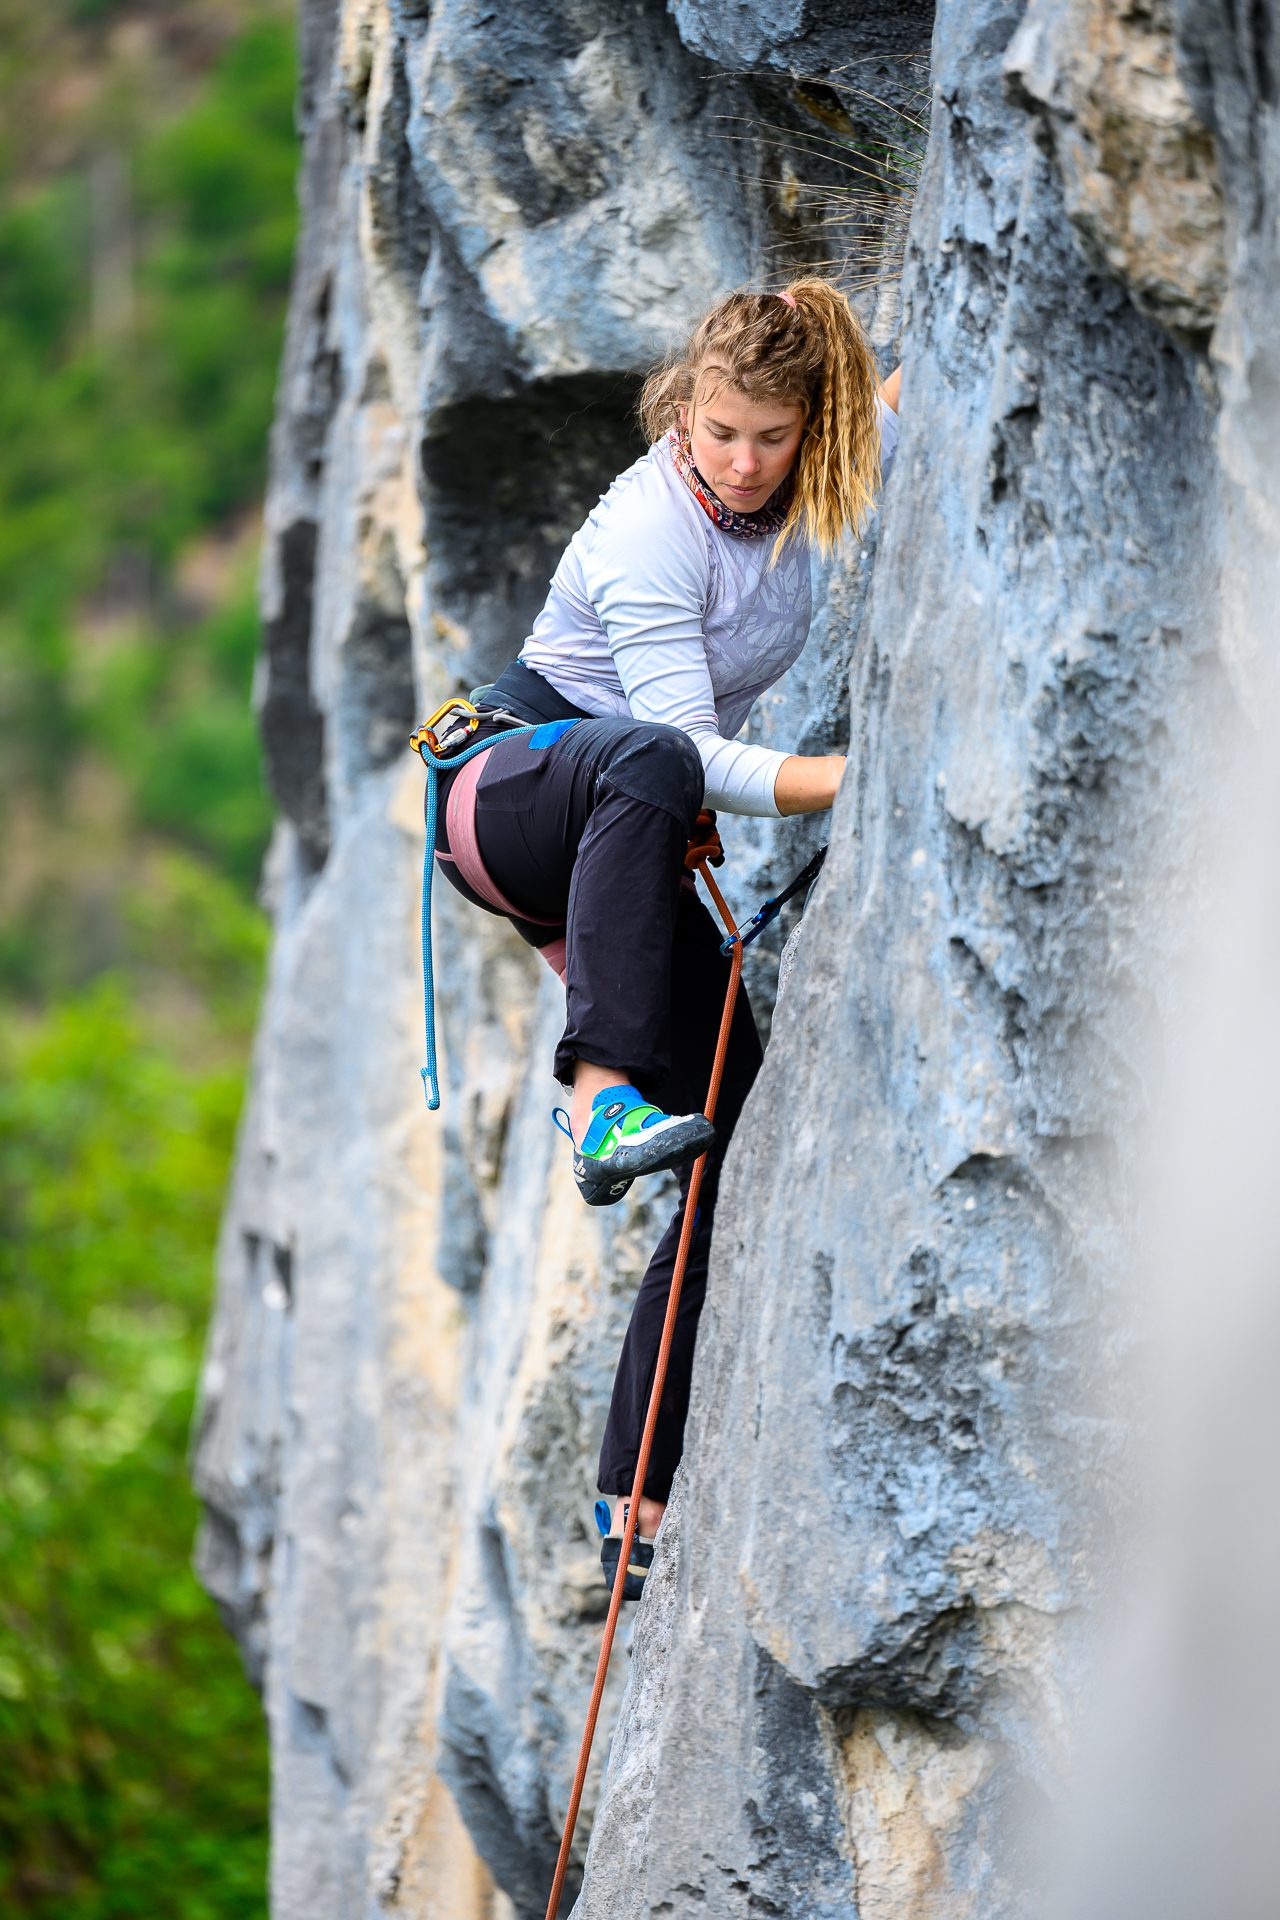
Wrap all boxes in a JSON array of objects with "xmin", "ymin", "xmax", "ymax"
[
  {"xmin": 1007, "ymin": 0, "xmax": 1227, "ymax": 337},
  {"xmin": 575, "ymin": 1, "xmax": 1274, "ymax": 1914},
  {"xmin": 192, "ymin": 1, "xmax": 1274, "ymax": 1916}
]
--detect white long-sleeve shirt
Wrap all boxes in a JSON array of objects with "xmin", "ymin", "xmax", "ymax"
[{"xmin": 519, "ymin": 398, "xmax": 899, "ymax": 816}]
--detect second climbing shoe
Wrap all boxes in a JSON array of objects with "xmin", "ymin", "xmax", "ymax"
[
  {"xmin": 554, "ymin": 1085, "xmax": 714, "ymax": 1208},
  {"xmin": 595, "ymin": 1499, "xmax": 655, "ymax": 1602}
]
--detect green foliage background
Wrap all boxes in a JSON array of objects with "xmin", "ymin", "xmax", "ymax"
[{"xmin": 0, "ymin": 3, "xmax": 296, "ymax": 1910}]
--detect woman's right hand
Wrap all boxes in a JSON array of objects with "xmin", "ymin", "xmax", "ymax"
[{"xmin": 773, "ymin": 754, "xmax": 846, "ymax": 816}]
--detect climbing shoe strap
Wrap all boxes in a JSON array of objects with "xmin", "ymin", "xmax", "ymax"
[{"xmin": 578, "ymin": 1085, "xmax": 666, "ymax": 1159}]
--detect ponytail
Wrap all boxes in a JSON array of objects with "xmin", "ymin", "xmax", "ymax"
[{"xmin": 777, "ymin": 279, "xmax": 882, "ymax": 561}]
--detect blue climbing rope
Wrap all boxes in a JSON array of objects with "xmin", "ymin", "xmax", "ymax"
[{"xmin": 416, "ymin": 725, "xmax": 536, "ymax": 1109}]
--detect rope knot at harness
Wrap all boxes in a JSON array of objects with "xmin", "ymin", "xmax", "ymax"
[{"xmin": 683, "ymin": 808, "xmax": 725, "ymax": 873}]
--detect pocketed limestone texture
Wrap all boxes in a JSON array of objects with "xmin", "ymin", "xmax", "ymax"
[
  {"xmin": 1007, "ymin": 0, "xmax": 1227, "ymax": 337},
  {"xmin": 192, "ymin": 1, "xmax": 1274, "ymax": 1916}
]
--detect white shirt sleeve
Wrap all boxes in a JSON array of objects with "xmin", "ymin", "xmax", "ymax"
[
  {"xmin": 579, "ymin": 499, "xmax": 791, "ymax": 817},
  {"xmin": 876, "ymin": 391, "xmax": 899, "ymax": 480}
]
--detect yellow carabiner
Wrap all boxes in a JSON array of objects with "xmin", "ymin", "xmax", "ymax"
[{"xmin": 409, "ymin": 696, "xmax": 480, "ymax": 758}]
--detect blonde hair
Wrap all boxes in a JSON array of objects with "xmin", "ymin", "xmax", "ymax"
[{"xmin": 637, "ymin": 277, "xmax": 883, "ymax": 561}]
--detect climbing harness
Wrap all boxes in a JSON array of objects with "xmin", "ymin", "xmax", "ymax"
[
  {"xmin": 415, "ymin": 692, "xmax": 828, "ymax": 1108},
  {"xmin": 413, "ymin": 696, "xmax": 540, "ymax": 1109},
  {"xmin": 542, "ymin": 846, "xmax": 743, "ymax": 1920},
  {"xmin": 720, "ymin": 843, "xmax": 828, "ymax": 956}
]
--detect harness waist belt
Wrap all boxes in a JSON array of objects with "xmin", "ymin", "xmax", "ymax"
[{"xmin": 478, "ymin": 658, "xmax": 593, "ymax": 727}]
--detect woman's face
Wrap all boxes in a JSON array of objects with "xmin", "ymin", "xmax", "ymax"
[{"xmin": 685, "ymin": 377, "xmax": 806, "ymax": 510}]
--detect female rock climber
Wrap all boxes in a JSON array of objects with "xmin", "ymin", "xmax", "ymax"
[{"xmin": 433, "ymin": 279, "xmax": 900, "ymax": 1598}]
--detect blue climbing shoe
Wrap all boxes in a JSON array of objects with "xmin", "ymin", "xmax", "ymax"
[
  {"xmin": 595, "ymin": 1499, "xmax": 654, "ymax": 1602},
  {"xmin": 553, "ymin": 1086, "xmax": 714, "ymax": 1208}
]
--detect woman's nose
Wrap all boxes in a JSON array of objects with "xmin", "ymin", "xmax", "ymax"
[{"xmin": 732, "ymin": 443, "xmax": 761, "ymax": 475}]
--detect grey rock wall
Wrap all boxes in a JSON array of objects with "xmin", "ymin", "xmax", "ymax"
[
  {"xmin": 192, "ymin": 0, "xmax": 1273, "ymax": 1915},
  {"xmin": 576, "ymin": 1, "xmax": 1273, "ymax": 1915}
]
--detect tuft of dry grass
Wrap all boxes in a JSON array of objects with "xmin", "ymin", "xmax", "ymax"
[{"xmin": 712, "ymin": 54, "xmax": 931, "ymax": 304}]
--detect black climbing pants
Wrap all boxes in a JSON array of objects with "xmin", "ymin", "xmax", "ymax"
[{"xmin": 436, "ymin": 709, "xmax": 763, "ymax": 1502}]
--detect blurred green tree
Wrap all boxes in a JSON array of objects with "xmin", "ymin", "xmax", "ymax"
[
  {"xmin": 0, "ymin": 4, "xmax": 300, "ymax": 1912},
  {"xmin": 0, "ymin": 954, "xmax": 268, "ymax": 1917}
]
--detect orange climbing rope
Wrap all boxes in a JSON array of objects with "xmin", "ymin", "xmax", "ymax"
[{"xmin": 543, "ymin": 847, "xmax": 743, "ymax": 1920}]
